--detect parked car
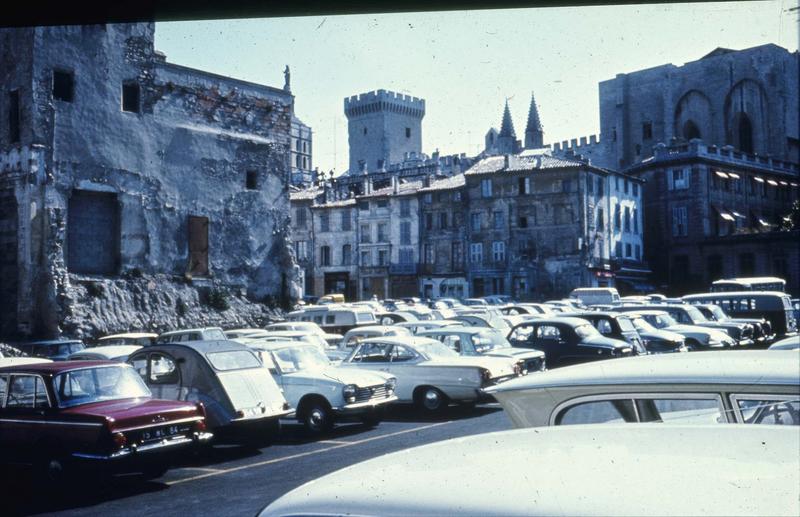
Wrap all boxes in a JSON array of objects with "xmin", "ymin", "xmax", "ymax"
[
  {"xmin": 264, "ymin": 321, "xmax": 343, "ymax": 346},
  {"xmin": 158, "ymin": 327, "xmax": 227, "ymax": 343},
  {"xmin": 419, "ymin": 327, "xmax": 545, "ymax": 374},
  {"xmin": 97, "ymin": 332, "xmax": 157, "ymax": 347},
  {"xmin": 259, "ymin": 424, "xmax": 800, "ymax": 517},
  {"xmin": 452, "ymin": 311, "xmax": 511, "ymax": 333},
  {"xmin": 462, "ymin": 298, "xmax": 489, "ymax": 307},
  {"xmin": 569, "ymin": 287, "xmax": 620, "ymax": 306},
  {"xmin": 68, "ymin": 345, "xmax": 142, "ymax": 362},
  {"xmin": 253, "ymin": 341, "xmax": 397, "ymax": 433},
  {"xmin": 394, "ymin": 320, "xmax": 465, "ymax": 334},
  {"xmin": 501, "ymin": 303, "xmax": 553, "ymax": 316},
  {"xmin": 287, "ymin": 306, "xmax": 377, "ymax": 334},
  {"xmin": 331, "ymin": 325, "xmax": 412, "ymax": 361},
  {"xmin": 558, "ymin": 311, "xmax": 648, "ymax": 355},
  {"xmin": 507, "ymin": 317, "xmax": 632, "ymax": 368},
  {"xmin": 224, "ymin": 328, "xmax": 271, "ymax": 341},
  {"xmin": 626, "ymin": 313, "xmax": 688, "ymax": 353},
  {"xmin": 0, "ymin": 361, "xmax": 212, "ymax": 481},
  {"xmin": 487, "ymin": 350, "xmax": 800, "ymax": 428},
  {"xmin": 769, "ymin": 336, "xmax": 800, "ymax": 350},
  {"xmin": 688, "ymin": 303, "xmax": 774, "ymax": 345},
  {"xmin": 339, "ymin": 337, "xmax": 519, "ymax": 413},
  {"xmin": 0, "ymin": 357, "xmax": 52, "ymax": 367},
  {"xmin": 682, "ymin": 291, "xmax": 797, "ymax": 340},
  {"xmin": 614, "ymin": 304, "xmax": 753, "ymax": 346},
  {"xmin": 482, "ymin": 295, "xmax": 512, "ymax": 306},
  {"xmin": 628, "ymin": 309, "xmax": 735, "ymax": 350},
  {"xmin": 127, "ymin": 341, "xmax": 291, "ymax": 442},
  {"xmin": 252, "ymin": 331, "xmax": 331, "ymax": 353},
  {"xmin": 16, "ymin": 339, "xmax": 86, "ymax": 361}
]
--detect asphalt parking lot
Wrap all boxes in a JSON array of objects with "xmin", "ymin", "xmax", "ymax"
[{"xmin": 4, "ymin": 403, "xmax": 511, "ymax": 516}]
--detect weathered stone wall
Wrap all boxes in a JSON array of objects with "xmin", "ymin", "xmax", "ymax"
[
  {"xmin": 0, "ymin": 23, "xmax": 299, "ymax": 339},
  {"xmin": 61, "ymin": 274, "xmax": 286, "ymax": 340}
]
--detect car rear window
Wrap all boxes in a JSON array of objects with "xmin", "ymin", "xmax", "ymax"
[
  {"xmin": 206, "ymin": 350, "xmax": 262, "ymax": 371},
  {"xmin": 356, "ymin": 312, "xmax": 375, "ymax": 323}
]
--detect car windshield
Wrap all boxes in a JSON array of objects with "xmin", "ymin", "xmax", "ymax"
[
  {"xmin": 574, "ymin": 324, "xmax": 600, "ymax": 339},
  {"xmin": 473, "ymin": 329, "xmax": 511, "ymax": 353},
  {"xmin": 617, "ymin": 317, "xmax": 636, "ymax": 332},
  {"xmin": 301, "ymin": 334, "xmax": 330, "ymax": 350},
  {"xmin": 414, "ymin": 340, "xmax": 459, "ymax": 359},
  {"xmin": 631, "ymin": 317, "xmax": 657, "ymax": 333},
  {"xmin": 206, "ymin": 350, "xmax": 262, "ymax": 371},
  {"xmin": 55, "ymin": 343, "xmax": 84, "ymax": 356},
  {"xmin": 643, "ymin": 313, "xmax": 679, "ymax": 328},
  {"xmin": 204, "ymin": 329, "xmax": 227, "ymax": 340},
  {"xmin": 683, "ymin": 306, "xmax": 708, "ymax": 323},
  {"xmin": 706, "ymin": 305, "xmax": 730, "ymax": 321},
  {"xmin": 54, "ymin": 366, "xmax": 151, "ymax": 408},
  {"xmin": 273, "ymin": 345, "xmax": 330, "ymax": 373}
]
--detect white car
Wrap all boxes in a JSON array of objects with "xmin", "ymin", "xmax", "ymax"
[
  {"xmin": 253, "ymin": 341, "xmax": 397, "ymax": 434},
  {"xmin": 769, "ymin": 336, "xmax": 800, "ymax": 350},
  {"xmin": 225, "ymin": 328, "xmax": 271, "ymax": 341},
  {"xmin": 265, "ymin": 322, "xmax": 343, "ymax": 347},
  {"xmin": 97, "ymin": 332, "xmax": 157, "ymax": 346},
  {"xmin": 158, "ymin": 327, "xmax": 226, "ymax": 343},
  {"xmin": 486, "ymin": 351, "xmax": 800, "ymax": 428},
  {"xmin": 68, "ymin": 345, "xmax": 142, "ymax": 362},
  {"xmin": 332, "ymin": 325, "xmax": 412, "ymax": 360},
  {"xmin": 0, "ymin": 357, "xmax": 52, "ymax": 367},
  {"xmin": 631, "ymin": 309, "xmax": 735, "ymax": 349},
  {"xmin": 259, "ymin": 424, "xmax": 800, "ymax": 517},
  {"xmin": 339, "ymin": 337, "xmax": 519, "ymax": 413}
]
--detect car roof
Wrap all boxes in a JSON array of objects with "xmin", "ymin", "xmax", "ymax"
[
  {"xmin": 626, "ymin": 309, "xmax": 671, "ymax": 316},
  {"xmin": 261, "ymin": 424, "xmax": 799, "ymax": 517},
  {"xmin": 22, "ymin": 339, "xmax": 84, "ymax": 346},
  {"xmin": 69, "ymin": 345, "xmax": 142, "ymax": 358},
  {"xmin": 486, "ymin": 351, "xmax": 799, "ymax": 393},
  {"xmin": 0, "ymin": 360, "xmax": 120, "ymax": 375},
  {"xmin": 513, "ymin": 316, "xmax": 592, "ymax": 327},
  {"xmin": 684, "ymin": 290, "xmax": 787, "ymax": 298},
  {"xmin": 358, "ymin": 336, "xmax": 438, "ymax": 347},
  {"xmin": 344, "ymin": 325, "xmax": 399, "ymax": 334},
  {"xmin": 159, "ymin": 327, "xmax": 223, "ymax": 336},
  {"xmin": 563, "ymin": 311, "xmax": 627, "ymax": 318},
  {"xmin": 98, "ymin": 333, "xmax": 157, "ymax": 340},
  {"xmin": 139, "ymin": 340, "xmax": 251, "ymax": 355},
  {"xmin": 419, "ymin": 327, "xmax": 492, "ymax": 336}
]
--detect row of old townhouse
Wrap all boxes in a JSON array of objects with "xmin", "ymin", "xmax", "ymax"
[{"xmin": 291, "ymin": 149, "xmax": 647, "ymax": 301}]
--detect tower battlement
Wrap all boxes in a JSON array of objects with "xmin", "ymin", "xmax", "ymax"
[{"xmin": 344, "ymin": 89, "xmax": 425, "ymax": 119}]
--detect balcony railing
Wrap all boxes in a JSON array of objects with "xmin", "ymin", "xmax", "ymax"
[{"xmin": 389, "ymin": 263, "xmax": 419, "ymax": 275}]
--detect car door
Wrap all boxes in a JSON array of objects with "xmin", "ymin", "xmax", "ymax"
[
  {"xmin": 387, "ymin": 344, "xmax": 424, "ymax": 401},
  {"xmin": 0, "ymin": 374, "xmax": 49, "ymax": 458},
  {"xmin": 533, "ymin": 324, "xmax": 567, "ymax": 366},
  {"xmin": 347, "ymin": 342, "xmax": 393, "ymax": 374}
]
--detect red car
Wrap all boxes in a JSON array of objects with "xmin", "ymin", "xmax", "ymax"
[{"xmin": 0, "ymin": 361, "xmax": 212, "ymax": 481}]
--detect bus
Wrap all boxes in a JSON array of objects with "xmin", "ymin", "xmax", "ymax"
[
  {"xmin": 710, "ymin": 277, "xmax": 786, "ymax": 293},
  {"xmin": 683, "ymin": 291, "xmax": 797, "ymax": 340}
]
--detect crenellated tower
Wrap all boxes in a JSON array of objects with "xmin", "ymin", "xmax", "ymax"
[{"xmin": 344, "ymin": 89, "xmax": 425, "ymax": 174}]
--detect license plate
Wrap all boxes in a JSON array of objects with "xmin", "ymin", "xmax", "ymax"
[{"xmin": 141, "ymin": 424, "xmax": 180, "ymax": 441}]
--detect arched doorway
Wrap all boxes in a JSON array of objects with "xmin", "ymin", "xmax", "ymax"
[
  {"xmin": 683, "ymin": 120, "xmax": 701, "ymax": 141},
  {"xmin": 734, "ymin": 113, "xmax": 754, "ymax": 153}
]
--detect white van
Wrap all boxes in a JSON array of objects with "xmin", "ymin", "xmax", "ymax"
[
  {"xmin": 287, "ymin": 306, "xmax": 377, "ymax": 334},
  {"xmin": 569, "ymin": 287, "xmax": 620, "ymax": 307}
]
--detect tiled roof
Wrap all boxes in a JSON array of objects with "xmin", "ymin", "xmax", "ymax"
[
  {"xmin": 419, "ymin": 174, "xmax": 466, "ymax": 192},
  {"xmin": 312, "ymin": 198, "xmax": 356, "ymax": 208},
  {"xmin": 465, "ymin": 153, "xmax": 589, "ymax": 176},
  {"xmin": 464, "ymin": 155, "xmax": 506, "ymax": 176}
]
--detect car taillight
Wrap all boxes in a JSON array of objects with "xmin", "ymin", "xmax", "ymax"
[
  {"xmin": 112, "ymin": 431, "xmax": 127, "ymax": 449},
  {"xmin": 193, "ymin": 419, "xmax": 207, "ymax": 433}
]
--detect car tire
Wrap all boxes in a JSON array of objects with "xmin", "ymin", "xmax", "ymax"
[
  {"xmin": 415, "ymin": 386, "xmax": 448, "ymax": 414},
  {"xmin": 360, "ymin": 407, "xmax": 385, "ymax": 428},
  {"xmin": 37, "ymin": 451, "xmax": 70, "ymax": 487},
  {"xmin": 301, "ymin": 400, "xmax": 334, "ymax": 435}
]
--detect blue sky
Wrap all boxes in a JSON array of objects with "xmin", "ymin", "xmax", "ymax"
[{"xmin": 155, "ymin": 1, "xmax": 798, "ymax": 174}]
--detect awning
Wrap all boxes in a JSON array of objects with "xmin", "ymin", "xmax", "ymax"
[
  {"xmin": 767, "ymin": 179, "xmax": 778, "ymax": 186},
  {"xmin": 714, "ymin": 171, "xmax": 729, "ymax": 179},
  {"xmin": 779, "ymin": 181, "xmax": 788, "ymax": 186},
  {"xmin": 753, "ymin": 176, "xmax": 765, "ymax": 183},
  {"xmin": 727, "ymin": 172, "xmax": 740, "ymax": 179},
  {"xmin": 713, "ymin": 205, "xmax": 735, "ymax": 221}
]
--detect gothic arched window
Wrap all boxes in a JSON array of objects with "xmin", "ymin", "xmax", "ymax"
[
  {"xmin": 736, "ymin": 113, "xmax": 754, "ymax": 153},
  {"xmin": 683, "ymin": 120, "xmax": 701, "ymax": 141}
]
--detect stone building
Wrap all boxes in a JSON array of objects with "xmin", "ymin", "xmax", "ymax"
[
  {"xmin": 595, "ymin": 44, "xmax": 798, "ymax": 170},
  {"xmin": 0, "ymin": 23, "xmax": 297, "ymax": 339},
  {"xmin": 483, "ymin": 93, "xmax": 543, "ymax": 156},
  {"xmin": 626, "ymin": 140, "xmax": 799, "ymax": 293},
  {"xmin": 344, "ymin": 89, "xmax": 425, "ymax": 174},
  {"xmin": 461, "ymin": 151, "xmax": 646, "ymax": 298},
  {"xmin": 290, "ymin": 115, "xmax": 314, "ymax": 186}
]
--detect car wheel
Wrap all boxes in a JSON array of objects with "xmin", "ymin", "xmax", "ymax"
[
  {"xmin": 360, "ymin": 407, "xmax": 385, "ymax": 428},
  {"xmin": 415, "ymin": 387, "xmax": 448, "ymax": 414},
  {"xmin": 37, "ymin": 451, "xmax": 70, "ymax": 487},
  {"xmin": 301, "ymin": 400, "xmax": 334, "ymax": 434}
]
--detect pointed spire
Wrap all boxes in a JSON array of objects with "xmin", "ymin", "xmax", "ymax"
[
  {"xmin": 499, "ymin": 100, "xmax": 516, "ymax": 138},
  {"xmin": 524, "ymin": 91, "xmax": 544, "ymax": 150},
  {"xmin": 526, "ymin": 92, "xmax": 542, "ymax": 133}
]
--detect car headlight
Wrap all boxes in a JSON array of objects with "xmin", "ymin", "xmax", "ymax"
[
  {"xmin": 343, "ymin": 384, "xmax": 357, "ymax": 404},
  {"xmin": 385, "ymin": 378, "xmax": 396, "ymax": 394}
]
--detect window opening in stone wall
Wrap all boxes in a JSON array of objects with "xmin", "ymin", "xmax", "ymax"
[
  {"xmin": 642, "ymin": 121, "xmax": 653, "ymax": 140},
  {"xmin": 246, "ymin": 170, "xmax": 258, "ymax": 190},
  {"xmin": 67, "ymin": 191, "xmax": 120, "ymax": 275},
  {"xmin": 320, "ymin": 246, "xmax": 331, "ymax": 266},
  {"xmin": 342, "ymin": 245, "xmax": 352, "ymax": 265},
  {"xmin": 52, "ymin": 70, "xmax": 74, "ymax": 102},
  {"xmin": 736, "ymin": 113, "xmax": 754, "ymax": 154},
  {"xmin": 738, "ymin": 253, "xmax": 755, "ymax": 277},
  {"xmin": 363, "ymin": 127, "xmax": 367, "ymax": 135},
  {"xmin": 187, "ymin": 215, "xmax": 209, "ymax": 276},
  {"xmin": 122, "ymin": 82, "xmax": 140, "ymax": 113},
  {"xmin": 8, "ymin": 90, "xmax": 20, "ymax": 143},
  {"xmin": 707, "ymin": 254, "xmax": 723, "ymax": 282},
  {"xmin": 405, "ymin": 127, "xmax": 411, "ymax": 138}
]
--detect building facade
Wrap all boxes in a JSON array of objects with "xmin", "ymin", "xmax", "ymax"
[
  {"xmin": 0, "ymin": 23, "xmax": 297, "ymax": 338},
  {"xmin": 626, "ymin": 140, "xmax": 799, "ymax": 293}
]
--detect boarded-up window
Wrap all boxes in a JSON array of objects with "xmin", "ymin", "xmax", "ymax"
[
  {"xmin": 188, "ymin": 216, "xmax": 209, "ymax": 276},
  {"xmin": 67, "ymin": 191, "xmax": 119, "ymax": 275},
  {"xmin": 8, "ymin": 90, "xmax": 20, "ymax": 143}
]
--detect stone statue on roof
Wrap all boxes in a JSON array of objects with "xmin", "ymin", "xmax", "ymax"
[{"xmin": 284, "ymin": 65, "xmax": 291, "ymax": 92}]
